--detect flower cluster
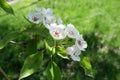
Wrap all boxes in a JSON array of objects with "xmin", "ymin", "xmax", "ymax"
[{"xmin": 28, "ymin": 7, "xmax": 87, "ymax": 61}]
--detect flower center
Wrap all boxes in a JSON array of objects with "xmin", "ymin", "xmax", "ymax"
[
  {"xmin": 33, "ymin": 16, "xmax": 39, "ymax": 21},
  {"xmin": 69, "ymin": 31, "xmax": 74, "ymax": 35},
  {"xmin": 73, "ymin": 50, "xmax": 77, "ymax": 55},
  {"xmin": 54, "ymin": 30, "xmax": 60, "ymax": 37},
  {"xmin": 78, "ymin": 40, "xmax": 82, "ymax": 46}
]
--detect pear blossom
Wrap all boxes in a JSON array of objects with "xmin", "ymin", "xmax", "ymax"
[
  {"xmin": 28, "ymin": 12, "xmax": 43, "ymax": 24},
  {"xmin": 44, "ymin": 18, "xmax": 65, "ymax": 30},
  {"xmin": 35, "ymin": 8, "xmax": 53, "ymax": 17},
  {"xmin": 56, "ymin": 18, "xmax": 62, "ymax": 25},
  {"xmin": 27, "ymin": 7, "xmax": 88, "ymax": 62},
  {"xmin": 35, "ymin": 7, "xmax": 56, "ymax": 26},
  {"xmin": 75, "ymin": 35, "xmax": 87, "ymax": 51},
  {"xmin": 50, "ymin": 23, "xmax": 65, "ymax": 30},
  {"xmin": 66, "ymin": 45, "xmax": 81, "ymax": 61},
  {"xmin": 65, "ymin": 24, "xmax": 79, "ymax": 38},
  {"xmin": 43, "ymin": 15, "xmax": 56, "ymax": 29},
  {"xmin": 66, "ymin": 45, "xmax": 80, "ymax": 55},
  {"xmin": 71, "ymin": 55, "xmax": 80, "ymax": 61},
  {"xmin": 49, "ymin": 27, "xmax": 66, "ymax": 40},
  {"xmin": 42, "ymin": 8, "xmax": 55, "ymax": 24},
  {"xmin": 42, "ymin": 8, "xmax": 54, "ymax": 17},
  {"xmin": 35, "ymin": 7, "xmax": 42, "ymax": 13}
]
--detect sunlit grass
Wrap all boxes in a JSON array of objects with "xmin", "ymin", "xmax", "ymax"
[{"xmin": 0, "ymin": 0, "xmax": 120, "ymax": 80}]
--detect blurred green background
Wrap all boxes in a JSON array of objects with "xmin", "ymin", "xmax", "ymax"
[{"xmin": 0, "ymin": 0, "xmax": 120, "ymax": 80}]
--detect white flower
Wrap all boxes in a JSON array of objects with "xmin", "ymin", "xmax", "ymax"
[
  {"xmin": 35, "ymin": 7, "xmax": 42, "ymax": 13},
  {"xmin": 49, "ymin": 27, "xmax": 66, "ymax": 40},
  {"xmin": 50, "ymin": 23, "xmax": 65, "ymax": 29},
  {"xmin": 66, "ymin": 45, "xmax": 81, "ymax": 56},
  {"xmin": 75, "ymin": 35, "xmax": 87, "ymax": 51},
  {"xmin": 28, "ymin": 12, "xmax": 43, "ymax": 24},
  {"xmin": 35, "ymin": 7, "xmax": 56, "ymax": 26},
  {"xmin": 56, "ymin": 18, "xmax": 62, "ymax": 25},
  {"xmin": 35, "ymin": 8, "xmax": 53, "ymax": 17},
  {"xmin": 71, "ymin": 55, "xmax": 80, "ymax": 61},
  {"xmin": 43, "ymin": 15, "xmax": 56, "ymax": 29},
  {"xmin": 44, "ymin": 18, "xmax": 65, "ymax": 30},
  {"xmin": 42, "ymin": 8, "xmax": 53, "ymax": 17},
  {"xmin": 66, "ymin": 45, "xmax": 81, "ymax": 61},
  {"xmin": 65, "ymin": 24, "xmax": 79, "ymax": 38}
]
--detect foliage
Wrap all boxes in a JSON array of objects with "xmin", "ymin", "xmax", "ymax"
[
  {"xmin": 0, "ymin": 0, "xmax": 14, "ymax": 15},
  {"xmin": 0, "ymin": 0, "xmax": 120, "ymax": 80}
]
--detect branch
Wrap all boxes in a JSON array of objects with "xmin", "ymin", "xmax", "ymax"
[
  {"xmin": 9, "ymin": 40, "xmax": 27, "ymax": 48},
  {"xmin": 0, "ymin": 67, "xmax": 10, "ymax": 80}
]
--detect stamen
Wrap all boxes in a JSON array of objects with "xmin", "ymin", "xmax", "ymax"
[
  {"xmin": 33, "ymin": 16, "xmax": 39, "ymax": 21},
  {"xmin": 69, "ymin": 31, "xmax": 74, "ymax": 35},
  {"xmin": 78, "ymin": 40, "xmax": 81, "ymax": 46},
  {"xmin": 54, "ymin": 30, "xmax": 60, "ymax": 37}
]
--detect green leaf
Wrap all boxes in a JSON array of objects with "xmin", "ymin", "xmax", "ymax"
[
  {"xmin": 47, "ymin": 61, "xmax": 61, "ymax": 80},
  {"xmin": 0, "ymin": 32, "xmax": 20, "ymax": 49},
  {"xmin": 52, "ymin": 47, "xmax": 56, "ymax": 55},
  {"xmin": 26, "ymin": 35, "xmax": 39, "ymax": 55},
  {"xmin": 45, "ymin": 40, "xmax": 52, "ymax": 51},
  {"xmin": 19, "ymin": 52, "xmax": 43, "ymax": 80},
  {"xmin": 45, "ymin": 40, "xmax": 55, "ymax": 55},
  {"xmin": 0, "ymin": 0, "xmax": 14, "ymax": 15},
  {"xmin": 37, "ymin": 40, "xmax": 45, "ymax": 49},
  {"xmin": 46, "ymin": 62, "xmax": 54, "ymax": 80},
  {"xmin": 57, "ymin": 46, "xmax": 69, "ymax": 59},
  {"xmin": 80, "ymin": 56, "xmax": 93, "ymax": 77},
  {"xmin": 52, "ymin": 62, "xmax": 61, "ymax": 80}
]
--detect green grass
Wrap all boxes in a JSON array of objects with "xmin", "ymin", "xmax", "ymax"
[{"xmin": 0, "ymin": 0, "xmax": 120, "ymax": 80}]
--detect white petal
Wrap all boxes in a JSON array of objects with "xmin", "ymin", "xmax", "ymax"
[
  {"xmin": 58, "ymin": 24, "xmax": 65, "ymax": 29},
  {"xmin": 28, "ymin": 12, "xmax": 33, "ymax": 18},
  {"xmin": 46, "ymin": 8, "xmax": 53, "ymax": 15},
  {"xmin": 35, "ymin": 7, "xmax": 41, "ymax": 12},
  {"xmin": 66, "ymin": 45, "xmax": 81, "ymax": 56},
  {"xmin": 66, "ymin": 46, "xmax": 75, "ymax": 55},
  {"xmin": 49, "ymin": 28, "xmax": 66, "ymax": 40},
  {"xmin": 56, "ymin": 18, "xmax": 62, "ymax": 24},
  {"xmin": 71, "ymin": 55, "xmax": 80, "ymax": 61},
  {"xmin": 45, "ymin": 23, "xmax": 66, "ymax": 30},
  {"xmin": 42, "ymin": 8, "xmax": 54, "ymax": 17},
  {"xmin": 65, "ymin": 24, "xmax": 79, "ymax": 38},
  {"xmin": 43, "ymin": 16, "xmax": 56, "ymax": 28},
  {"xmin": 41, "ymin": 8, "xmax": 47, "ymax": 15},
  {"xmin": 76, "ymin": 35, "xmax": 84, "ymax": 41},
  {"xmin": 75, "ymin": 35, "xmax": 87, "ymax": 51},
  {"xmin": 28, "ymin": 12, "xmax": 43, "ymax": 24}
]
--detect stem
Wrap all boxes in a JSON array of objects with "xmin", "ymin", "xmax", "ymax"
[
  {"xmin": 54, "ymin": 40, "xmax": 57, "ymax": 48},
  {"xmin": 0, "ymin": 67, "xmax": 10, "ymax": 80}
]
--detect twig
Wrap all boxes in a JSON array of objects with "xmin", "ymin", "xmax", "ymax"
[
  {"xmin": 9, "ymin": 40, "xmax": 27, "ymax": 48},
  {"xmin": 0, "ymin": 67, "xmax": 10, "ymax": 80}
]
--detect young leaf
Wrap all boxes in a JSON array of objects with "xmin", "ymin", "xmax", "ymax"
[
  {"xmin": 45, "ymin": 40, "xmax": 56, "ymax": 55},
  {"xmin": 0, "ymin": 32, "xmax": 20, "ymax": 49},
  {"xmin": 46, "ymin": 61, "xmax": 54, "ymax": 80},
  {"xmin": 80, "ymin": 56, "xmax": 93, "ymax": 77},
  {"xmin": 26, "ymin": 35, "xmax": 39, "ymax": 55},
  {"xmin": 0, "ymin": 0, "xmax": 14, "ymax": 15},
  {"xmin": 46, "ymin": 62, "xmax": 61, "ymax": 80},
  {"xmin": 19, "ymin": 52, "xmax": 43, "ymax": 80},
  {"xmin": 57, "ymin": 46, "xmax": 69, "ymax": 59},
  {"xmin": 52, "ymin": 62, "xmax": 61, "ymax": 80},
  {"xmin": 45, "ymin": 40, "xmax": 52, "ymax": 51}
]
